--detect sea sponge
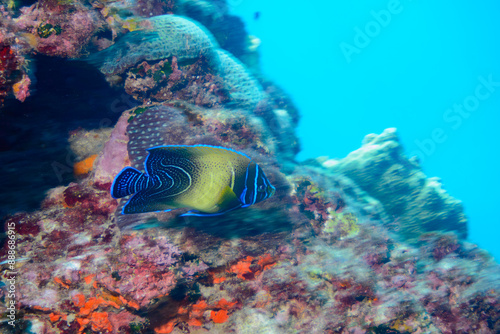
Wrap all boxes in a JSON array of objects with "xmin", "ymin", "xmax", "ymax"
[{"xmin": 73, "ymin": 154, "xmax": 98, "ymax": 176}]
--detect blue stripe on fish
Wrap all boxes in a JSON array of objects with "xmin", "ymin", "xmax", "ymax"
[
  {"xmin": 180, "ymin": 204, "xmax": 243, "ymax": 217},
  {"xmin": 111, "ymin": 167, "xmax": 149, "ymax": 198},
  {"xmin": 241, "ymin": 161, "xmax": 258, "ymax": 208},
  {"xmin": 240, "ymin": 162, "xmax": 250, "ymax": 206},
  {"xmin": 252, "ymin": 164, "xmax": 259, "ymax": 205}
]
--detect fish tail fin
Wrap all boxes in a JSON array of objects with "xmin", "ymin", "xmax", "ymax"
[{"xmin": 111, "ymin": 167, "xmax": 149, "ymax": 198}]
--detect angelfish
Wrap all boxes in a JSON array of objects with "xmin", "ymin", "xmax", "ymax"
[{"xmin": 111, "ymin": 145, "xmax": 276, "ymax": 216}]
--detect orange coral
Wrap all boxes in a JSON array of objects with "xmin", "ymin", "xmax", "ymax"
[
  {"xmin": 229, "ymin": 256, "xmax": 253, "ymax": 279},
  {"xmin": 118, "ymin": 296, "xmax": 140, "ymax": 310},
  {"xmin": 155, "ymin": 320, "xmax": 176, "ymax": 334},
  {"xmin": 100, "ymin": 291, "xmax": 123, "ymax": 307},
  {"xmin": 257, "ymin": 254, "xmax": 276, "ymax": 271},
  {"xmin": 79, "ymin": 298, "xmax": 98, "ymax": 316},
  {"xmin": 177, "ymin": 306, "xmax": 188, "ymax": 315},
  {"xmin": 74, "ymin": 294, "xmax": 124, "ymax": 332},
  {"xmin": 187, "ymin": 318, "xmax": 203, "ymax": 326},
  {"xmin": 209, "ymin": 270, "xmax": 227, "ymax": 283},
  {"xmin": 49, "ymin": 313, "xmax": 61, "ymax": 322},
  {"xmin": 77, "ymin": 318, "xmax": 90, "ymax": 329},
  {"xmin": 213, "ymin": 276, "xmax": 226, "ymax": 283},
  {"xmin": 211, "ymin": 310, "xmax": 229, "ymax": 323},
  {"xmin": 228, "ymin": 254, "xmax": 277, "ymax": 280},
  {"xmin": 73, "ymin": 293, "xmax": 86, "ymax": 307},
  {"xmin": 54, "ymin": 277, "xmax": 70, "ymax": 288},
  {"xmin": 152, "ymin": 297, "xmax": 238, "ymax": 331},
  {"xmin": 33, "ymin": 305, "xmax": 51, "ymax": 311},
  {"xmin": 214, "ymin": 298, "xmax": 237, "ymax": 310},
  {"xmin": 128, "ymin": 300, "xmax": 140, "ymax": 310},
  {"xmin": 83, "ymin": 274, "xmax": 95, "ymax": 285},
  {"xmin": 78, "ymin": 296, "xmax": 119, "ymax": 316},
  {"xmin": 74, "ymin": 154, "xmax": 98, "ymax": 176},
  {"xmin": 190, "ymin": 299, "xmax": 208, "ymax": 318},
  {"xmin": 90, "ymin": 312, "xmax": 113, "ymax": 332}
]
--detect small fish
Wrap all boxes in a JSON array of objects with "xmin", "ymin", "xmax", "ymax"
[{"xmin": 111, "ymin": 145, "xmax": 276, "ymax": 216}]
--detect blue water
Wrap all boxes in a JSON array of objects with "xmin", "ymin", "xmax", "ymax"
[{"xmin": 231, "ymin": 0, "xmax": 500, "ymax": 260}]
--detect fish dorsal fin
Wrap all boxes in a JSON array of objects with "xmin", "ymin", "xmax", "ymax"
[{"xmin": 146, "ymin": 145, "xmax": 249, "ymax": 167}]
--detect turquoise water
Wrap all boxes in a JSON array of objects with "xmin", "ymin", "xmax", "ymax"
[{"xmin": 232, "ymin": 0, "xmax": 500, "ymax": 260}]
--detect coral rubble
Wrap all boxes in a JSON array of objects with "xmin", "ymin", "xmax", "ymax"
[{"xmin": 0, "ymin": 1, "xmax": 498, "ymax": 334}]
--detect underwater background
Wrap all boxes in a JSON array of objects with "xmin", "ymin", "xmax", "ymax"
[{"xmin": 231, "ymin": 0, "xmax": 500, "ymax": 261}]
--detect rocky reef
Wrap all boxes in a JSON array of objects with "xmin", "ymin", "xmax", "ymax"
[
  {"xmin": 322, "ymin": 128, "xmax": 468, "ymax": 243},
  {"xmin": 0, "ymin": 1, "xmax": 498, "ymax": 334}
]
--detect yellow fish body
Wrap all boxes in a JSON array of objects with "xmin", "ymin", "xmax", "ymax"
[{"xmin": 111, "ymin": 145, "xmax": 275, "ymax": 216}]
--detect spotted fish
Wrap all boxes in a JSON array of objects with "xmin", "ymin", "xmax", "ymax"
[{"xmin": 111, "ymin": 145, "xmax": 276, "ymax": 216}]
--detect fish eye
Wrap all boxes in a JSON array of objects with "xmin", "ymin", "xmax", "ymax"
[{"xmin": 257, "ymin": 184, "xmax": 266, "ymax": 192}]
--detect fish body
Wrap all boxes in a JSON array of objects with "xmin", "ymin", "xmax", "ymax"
[{"xmin": 111, "ymin": 145, "xmax": 275, "ymax": 215}]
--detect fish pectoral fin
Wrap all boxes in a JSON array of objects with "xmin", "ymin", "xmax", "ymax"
[
  {"xmin": 214, "ymin": 186, "xmax": 240, "ymax": 211},
  {"xmin": 179, "ymin": 187, "xmax": 242, "ymax": 217}
]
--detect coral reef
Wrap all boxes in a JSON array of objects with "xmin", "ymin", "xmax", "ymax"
[
  {"xmin": 323, "ymin": 128, "xmax": 468, "ymax": 242},
  {"xmin": 3, "ymin": 113, "xmax": 498, "ymax": 333},
  {"xmin": 15, "ymin": 0, "xmax": 104, "ymax": 58},
  {"xmin": 0, "ymin": 1, "xmax": 498, "ymax": 334},
  {"xmin": 0, "ymin": 7, "xmax": 31, "ymax": 107}
]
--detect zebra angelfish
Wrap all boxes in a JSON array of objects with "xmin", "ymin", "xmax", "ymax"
[{"xmin": 111, "ymin": 145, "xmax": 276, "ymax": 216}]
